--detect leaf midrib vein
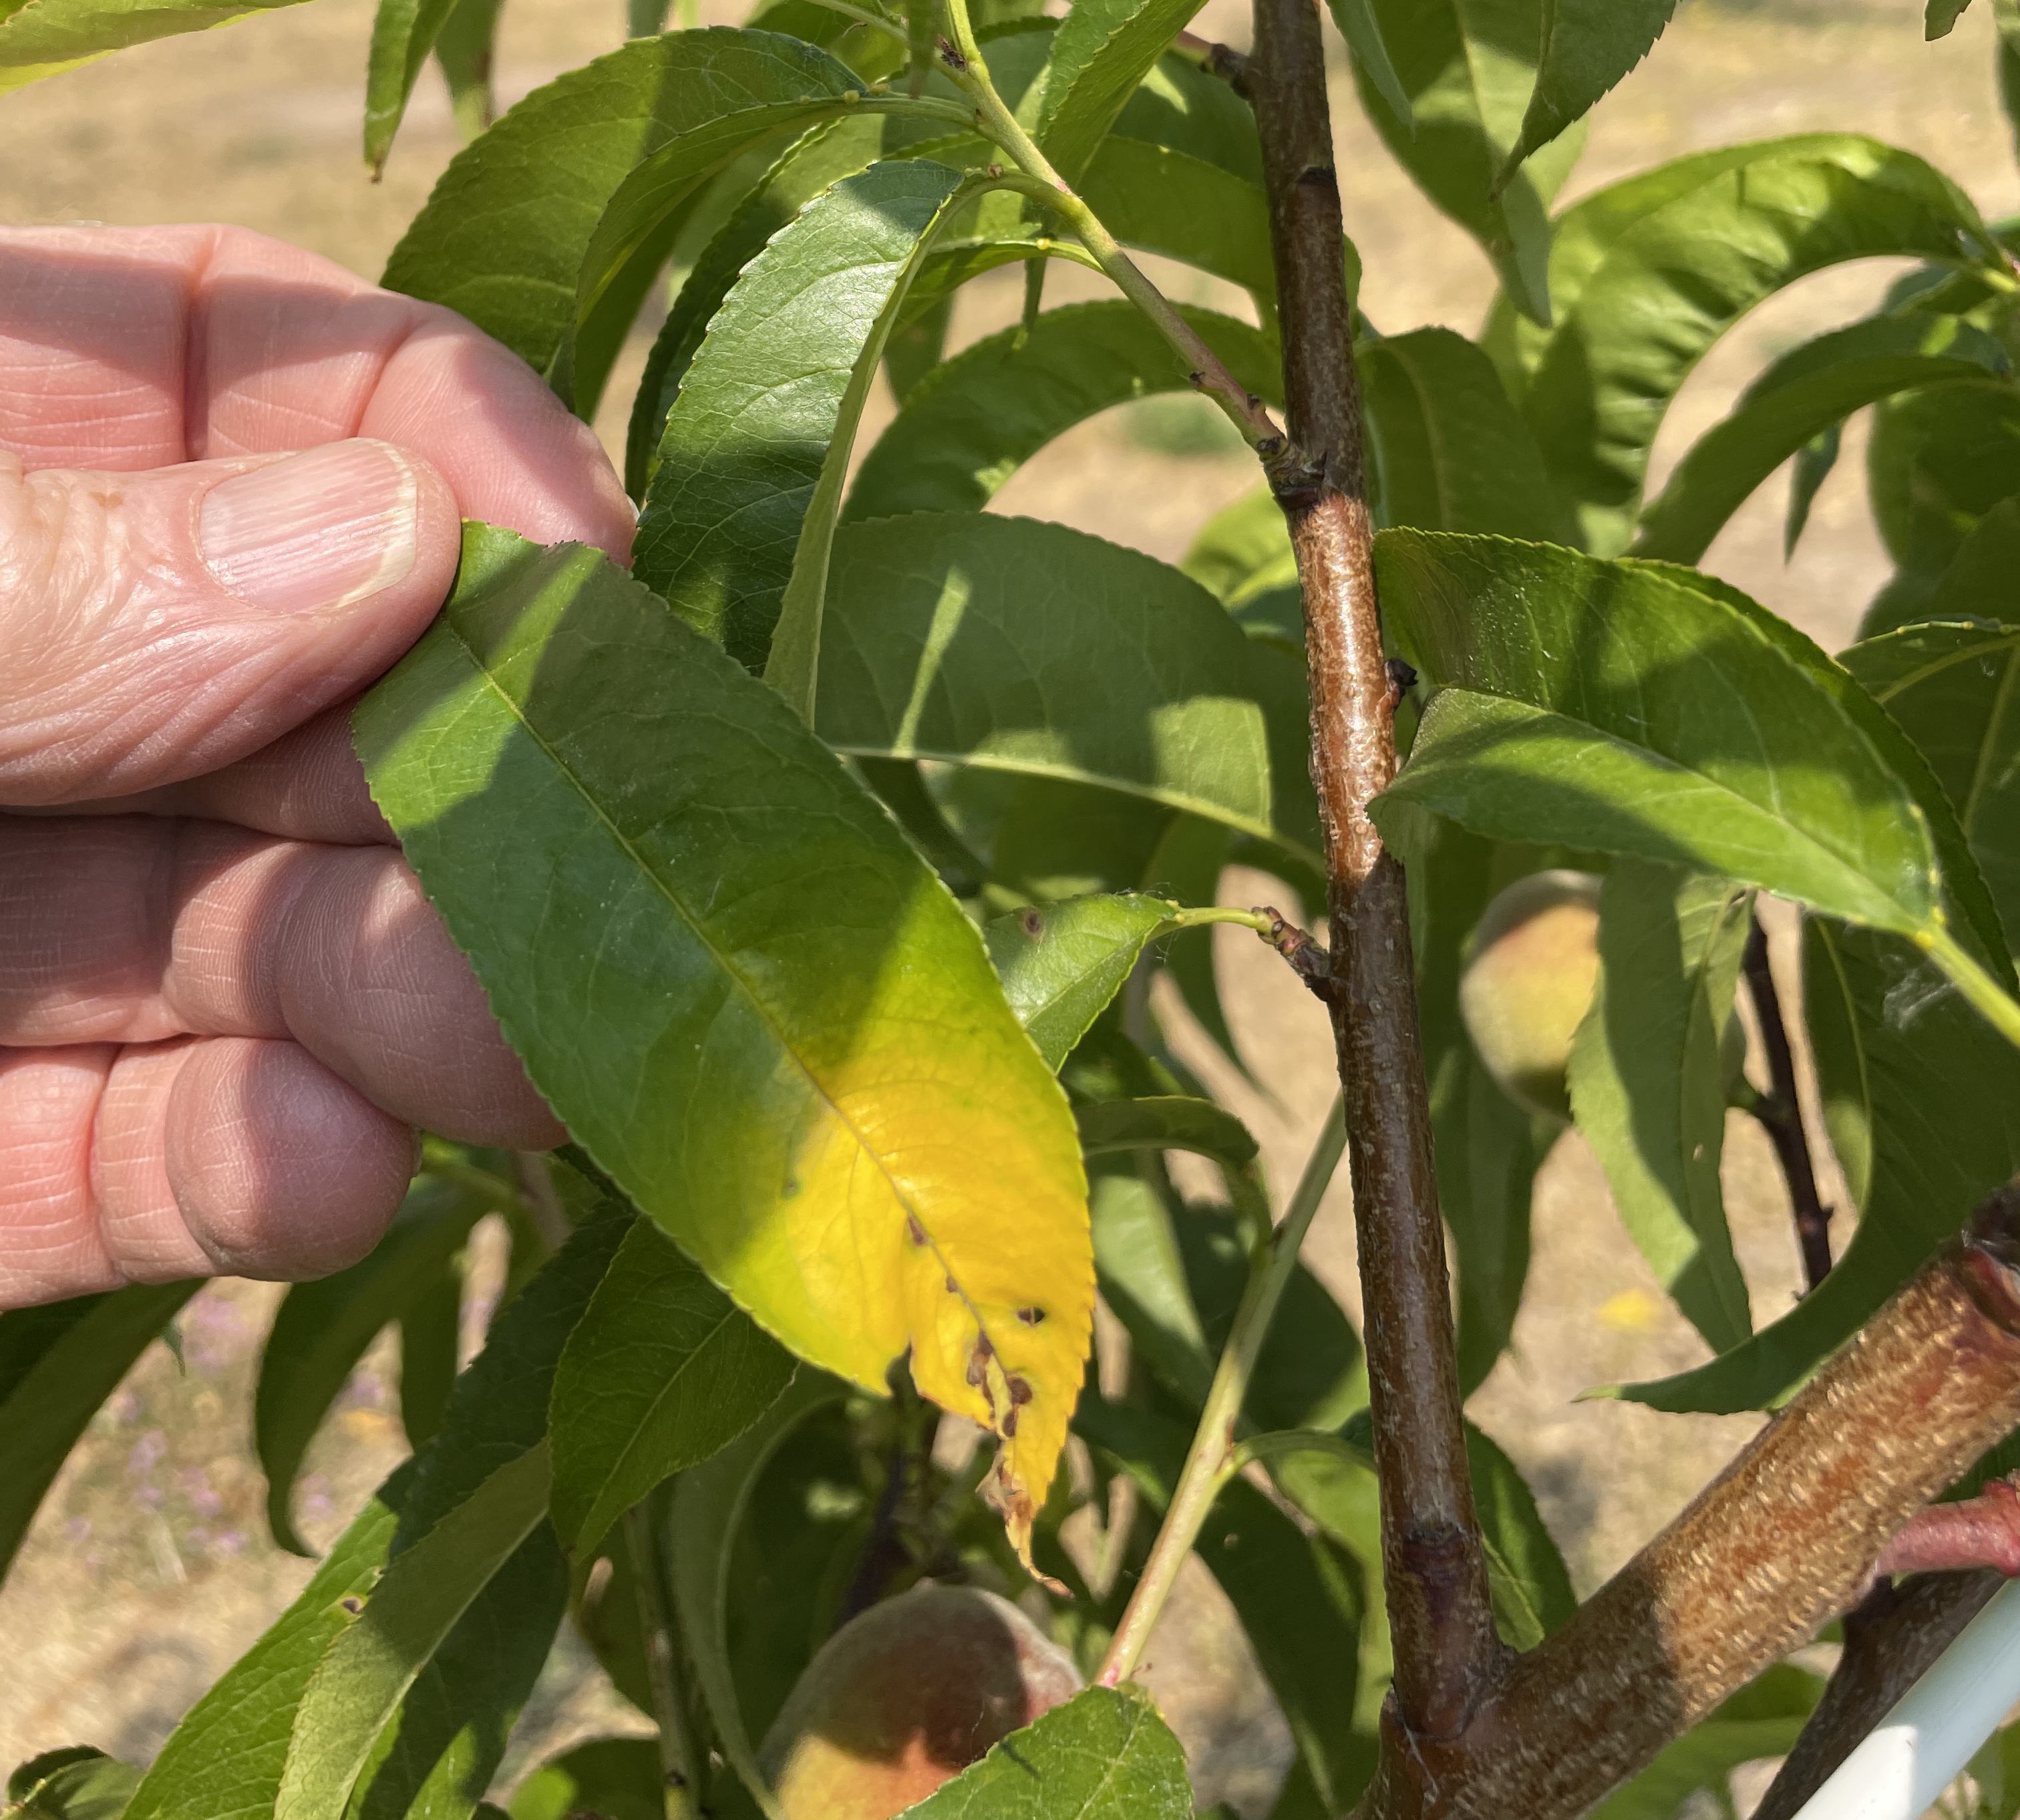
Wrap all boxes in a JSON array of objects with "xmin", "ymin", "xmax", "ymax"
[{"xmin": 440, "ymin": 613, "xmax": 934, "ymax": 1275}]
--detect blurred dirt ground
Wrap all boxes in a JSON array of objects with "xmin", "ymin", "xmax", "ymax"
[{"xmin": 1, "ymin": 0, "xmax": 2015, "ymax": 1810}]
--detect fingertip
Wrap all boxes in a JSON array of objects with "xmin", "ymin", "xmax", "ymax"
[
  {"xmin": 164, "ymin": 1037, "xmax": 416, "ymax": 1279},
  {"xmin": 365, "ymin": 320, "xmax": 636, "ymax": 565}
]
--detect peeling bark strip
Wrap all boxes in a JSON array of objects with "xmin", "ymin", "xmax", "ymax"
[
  {"xmin": 1248, "ymin": 0, "xmax": 1502, "ymax": 1743},
  {"xmin": 1355, "ymin": 1211, "xmax": 2020, "ymax": 1819},
  {"xmin": 1752, "ymin": 1571, "xmax": 2003, "ymax": 1820}
]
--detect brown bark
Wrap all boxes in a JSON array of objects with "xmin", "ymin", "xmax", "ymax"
[
  {"xmin": 1751, "ymin": 1571, "xmax": 2003, "ymax": 1820},
  {"xmin": 1248, "ymin": 0, "xmax": 1501, "ymax": 1742},
  {"xmin": 1355, "ymin": 1205, "xmax": 2020, "ymax": 1818}
]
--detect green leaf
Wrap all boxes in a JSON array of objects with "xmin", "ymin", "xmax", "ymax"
[
  {"xmin": 0, "ymin": 1281, "xmax": 196, "ymax": 1589},
  {"xmin": 1182, "ymin": 485, "xmax": 1297, "ymax": 609},
  {"xmin": 1026, "ymin": 0, "xmax": 1210, "ymax": 183},
  {"xmin": 257, "ymin": 1178, "xmax": 485, "ymax": 1555},
  {"xmin": 397, "ymin": 1187, "xmax": 633, "ymax": 1548},
  {"xmin": 1146, "ymin": 815, "xmax": 1254, "ymax": 1084},
  {"xmin": 1112, "ymin": 47, "xmax": 1264, "ymax": 181},
  {"xmin": 1844, "ymin": 617, "xmax": 2020, "ymax": 947},
  {"xmin": 1325, "ymin": 0, "xmax": 1409, "ymax": 128},
  {"xmin": 1866, "ymin": 384, "xmax": 2020, "ymax": 619},
  {"xmin": 1463, "ymin": 1424, "xmax": 1575, "ymax": 1648},
  {"xmin": 900, "ymin": 1684, "xmax": 1194, "ymax": 1817},
  {"xmin": 1615, "ymin": 915, "xmax": 2020, "ymax": 1412},
  {"xmin": 4, "ymin": 1749, "xmax": 140, "ymax": 1819},
  {"xmin": 1921, "ymin": 498, "xmax": 2020, "ymax": 626},
  {"xmin": 1173, "ymin": 1203, "xmax": 1368, "ymax": 1436},
  {"xmin": 669, "ymin": 1372, "xmax": 848, "ymax": 1817},
  {"xmin": 343, "ymin": 1525, "xmax": 567, "ymax": 1820},
  {"xmin": 984, "ymin": 893, "xmax": 1183, "ymax": 1070},
  {"xmin": 1074, "ymin": 1095, "xmax": 1260, "ymax": 1173},
  {"xmin": 1785, "ymin": 424, "xmax": 1843, "ymax": 558},
  {"xmin": 355, "ymin": 525, "xmax": 1091, "ymax": 1560},
  {"xmin": 846, "ymin": 302, "xmax": 1281, "ymax": 522},
  {"xmin": 1500, "ymin": 0, "xmax": 1677, "ymax": 178},
  {"xmin": 1566, "ymin": 862, "xmax": 1753, "ymax": 1353},
  {"xmin": 363, "ymin": 0, "xmax": 461, "ymax": 174},
  {"xmin": 126, "ymin": 1465, "xmax": 415, "ymax": 1820},
  {"xmin": 717, "ymin": 1398, "xmax": 870, "ymax": 1740},
  {"xmin": 1398, "ymin": 815, "xmax": 1551, "ymax": 1393},
  {"xmin": 395, "ymin": 1267, "xmax": 462, "ymax": 1454},
  {"xmin": 275, "ymin": 1445, "xmax": 555, "ymax": 1820},
  {"xmin": 0, "ymin": 0, "xmax": 309, "ymax": 93},
  {"xmin": 1371, "ymin": 533, "xmax": 2015, "ymax": 1008},
  {"xmin": 431, "ymin": 0, "xmax": 502, "ymax": 142},
  {"xmin": 624, "ymin": 116, "xmax": 888, "ymax": 498},
  {"xmin": 986, "ymin": 776, "xmax": 1178, "ymax": 902},
  {"xmin": 1079, "ymin": 135, "xmax": 1278, "ymax": 303},
  {"xmin": 1633, "ymin": 313, "xmax": 2012, "ymax": 564},
  {"xmin": 508, "ymin": 1738, "xmax": 661, "ymax": 1820},
  {"xmin": 1928, "ymin": 0, "xmax": 1974, "ymax": 35},
  {"xmin": 1444, "ymin": 1054, "xmax": 1546, "ymax": 1394},
  {"xmin": 633, "ymin": 158, "xmax": 973, "ymax": 691},
  {"xmin": 382, "ymin": 30, "xmax": 865, "ymax": 406},
  {"xmin": 815, "ymin": 512, "xmax": 1321, "ymax": 869},
  {"xmin": 1484, "ymin": 135, "xmax": 2010, "ymax": 553},
  {"xmin": 1361, "ymin": 327, "xmax": 1576, "ymax": 541},
  {"xmin": 1347, "ymin": 0, "xmax": 1586, "ymax": 327},
  {"xmin": 574, "ymin": 94, "xmax": 969, "ymax": 424},
  {"xmin": 1590, "ymin": 1664, "xmax": 1822, "ymax": 1820},
  {"xmin": 548, "ymin": 1219, "xmax": 796, "ymax": 1556},
  {"xmin": 1075, "ymin": 1397, "xmax": 1364, "ymax": 1812},
  {"xmin": 1087, "ymin": 1173, "xmax": 1214, "ymax": 1408}
]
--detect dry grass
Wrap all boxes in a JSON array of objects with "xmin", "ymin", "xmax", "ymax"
[{"xmin": 1, "ymin": 0, "xmax": 2013, "ymax": 1809}]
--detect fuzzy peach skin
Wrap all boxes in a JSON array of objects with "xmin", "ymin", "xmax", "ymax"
[
  {"xmin": 760, "ymin": 1585, "xmax": 1083, "ymax": 1819},
  {"xmin": 0, "ymin": 224, "xmax": 634, "ymax": 1308}
]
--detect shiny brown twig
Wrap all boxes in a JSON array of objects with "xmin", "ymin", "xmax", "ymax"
[
  {"xmin": 1248, "ymin": 0, "xmax": 1500, "ymax": 1745},
  {"xmin": 1741, "ymin": 916, "xmax": 1834, "ymax": 1290}
]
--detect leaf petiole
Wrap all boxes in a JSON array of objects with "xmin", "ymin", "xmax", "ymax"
[{"xmin": 1924, "ymin": 928, "xmax": 2020, "ymax": 1056}]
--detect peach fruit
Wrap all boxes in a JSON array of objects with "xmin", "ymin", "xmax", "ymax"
[
  {"xmin": 1458, "ymin": 869, "xmax": 1604, "ymax": 1121},
  {"xmin": 759, "ymin": 1583, "xmax": 1082, "ymax": 1819}
]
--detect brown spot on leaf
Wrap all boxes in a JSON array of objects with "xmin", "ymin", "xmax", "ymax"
[
  {"xmin": 339, "ymin": 1596, "xmax": 364, "ymax": 1616},
  {"xmin": 1007, "ymin": 1375, "xmax": 1033, "ymax": 1406},
  {"xmin": 1016, "ymin": 1306, "xmax": 1045, "ymax": 1326},
  {"xmin": 1019, "ymin": 907, "xmax": 1044, "ymax": 938},
  {"xmin": 906, "ymin": 1214, "xmax": 928, "ymax": 1247},
  {"xmin": 1003, "ymin": 1406, "xmax": 1019, "ymax": 1436}
]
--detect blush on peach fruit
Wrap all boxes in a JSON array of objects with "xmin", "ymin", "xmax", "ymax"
[
  {"xmin": 1458, "ymin": 869, "xmax": 1604, "ymax": 1121},
  {"xmin": 758, "ymin": 1583, "xmax": 1082, "ymax": 1820}
]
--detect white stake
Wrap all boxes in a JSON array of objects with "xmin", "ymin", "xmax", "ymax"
[{"xmin": 1794, "ymin": 1575, "xmax": 2020, "ymax": 1820}]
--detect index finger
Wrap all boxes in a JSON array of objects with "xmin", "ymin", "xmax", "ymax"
[{"xmin": 0, "ymin": 223, "xmax": 634, "ymax": 560}]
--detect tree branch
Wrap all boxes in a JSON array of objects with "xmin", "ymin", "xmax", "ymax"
[
  {"xmin": 1742, "ymin": 915, "xmax": 1834, "ymax": 1291},
  {"xmin": 1751, "ymin": 1571, "xmax": 2002, "ymax": 1820},
  {"xmin": 1353, "ymin": 1184, "xmax": 2020, "ymax": 1819},
  {"xmin": 1247, "ymin": 0, "xmax": 1501, "ymax": 1745}
]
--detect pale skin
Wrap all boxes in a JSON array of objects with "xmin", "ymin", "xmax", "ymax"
[{"xmin": 0, "ymin": 224, "xmax": 637, "ymax": 1310}]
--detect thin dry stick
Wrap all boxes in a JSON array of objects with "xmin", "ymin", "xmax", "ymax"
[
  {"xmin": 1246, "ymin": 0, "xmax": 1501, "ymax": 1745},
  {"xmin": 1353, "ymin": 1185, "xmax": 2020, "ymax": 1820},
  {"xmin": 1743, "ymin": 915, "xmax": 1834, "ymax": 1290}
]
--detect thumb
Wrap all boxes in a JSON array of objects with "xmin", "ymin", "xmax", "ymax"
[{"xmin": 1, "ymin": 438, "xmax": 462, "ymax": 805}]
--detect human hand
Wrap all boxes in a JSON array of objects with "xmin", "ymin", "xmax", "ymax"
[{"xmin": 0, "ymin": 224, "xmax": 635, "ymax": 1309}]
